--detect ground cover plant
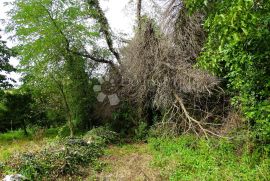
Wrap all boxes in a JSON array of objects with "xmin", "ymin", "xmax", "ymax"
[{"xmin": 149, "ymin": 136, "xmax": 270, "ymax": 181}]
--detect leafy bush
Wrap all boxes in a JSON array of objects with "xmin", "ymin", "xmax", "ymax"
[
  {"xmin": 111, "ymin": 102, "xmax": 137, "ymax": 137},
  {"xmin": 84, "ymin": 126, "xmax": 119, "ymax": 145},
  {"xmin": 1, "ymin": 126, "xmax": 118, "ymax": 179},
  {"xmin": 58, "ymin": 124, "xmax": 71, "ymax": 138},
  {"xmin": 149, "ymin": 136, "xmax": 270, "ymax": 180},
  {"xmin": 184, "ymin": 0, "xmax": 270, "ymax": 149}
]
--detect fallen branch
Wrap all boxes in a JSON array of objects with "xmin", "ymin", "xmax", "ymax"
[{"xmin": 174, "ymin": 93, "xmax": 226, "ymax": 139}]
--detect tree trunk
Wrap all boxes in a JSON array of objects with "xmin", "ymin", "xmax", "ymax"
[
  {"xmin": 137, "ymin": 0, "xmax": 142, "ymax": 31},
  {"xmin": 22, "ymin": 119, "xmax": 28, "ymax": 136},
  {"xmin": 51, "ymin": 75, "xmax": 74, "ymax": 137}
]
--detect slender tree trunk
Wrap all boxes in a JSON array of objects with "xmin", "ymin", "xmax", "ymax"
[
  {"xmin": 22, "ymin": 119, "xmax": 28, "ymax": 136},
  {"xmin": 60, "ymin": 86, "xmax": 74, "ymax": 137},
  {"xmin": 51, "ymin": 75, "xmax": 74, "ymax": 137},
  {"xmin": 137, "ymin": 0, "xmax": 142, "ymax": 31}
]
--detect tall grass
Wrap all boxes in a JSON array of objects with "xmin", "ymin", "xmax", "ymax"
[
  {"xmin": 0, "ymin": 129, "xmax": 29, "ymax": 143},
  {"xmin": 149, "ymin": 136, "xmax": 270, "ymax": 181}
]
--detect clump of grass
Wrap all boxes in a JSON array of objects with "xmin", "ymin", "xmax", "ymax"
[{"xmin": 148, "ymin": 136, "xmax": 270, "ymax": 180}]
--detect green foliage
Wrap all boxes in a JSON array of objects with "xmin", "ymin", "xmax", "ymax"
[
  {"xmin": 8, "ymin": 0, "xmax": 105, "ymax": 134},
  {"xmin": 111, "ymin": 102, "xmax": 138, "ymax": 137},
  {"xmin": 149, "ymin": 136, "xmax": 270, "ymax": 180},
  {"xmin": 185, "ymin": 0, "xmax": 270, "ymax": 147},
  {"xmin": 84, "ymin": 126, "xmax": 119, "ymax": 145},
  {"xmin": 4, "ymin": 137, "xmax": 104, "ymax": 180},
  {"xmin": 134, "ymin": 121, "xmax": 148, "ymax": 140},
  {"xmin": 0, "ymin": 34, "xmax": 15, "ymax": 89},
  {"xmin": 0, "ymin": 90, "xmax": 33, "ymax": 133},
  {"xmin": 58, "ymin": 124, "xmax": 71, "ymax": 138},
  {"xmin": 0, "ymin": 129, "xmax": 29, "ymax": 142},
  {"xmin": 0, "ymin": 127, "xmax": 59, "ymax": 143}
]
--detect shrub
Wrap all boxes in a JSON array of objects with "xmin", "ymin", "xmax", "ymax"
[
  {"xmin": 58, "ymin": 124, "xmax": 71, "ymax": 138},
  {"xmin": 84, "ymin": 126, "xmax": 119, "ymax": 145},
  {"xmin": 185, "ymin": 0, "xmax": 270, "ymax": 150},
  {"xmin": 110, "ymin": 102, "xmax": 137, "ymax": 137}
]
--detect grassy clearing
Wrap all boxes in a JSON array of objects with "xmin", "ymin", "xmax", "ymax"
[
  {"xmin": 0, "ymin": 130, "xmax": 28, "ymax": 142},
  {"xmin": 0, "ymin": 128, "xmax": 59, "ymax": 162},
  {"xmin": 1, "ymin": 129, "xmax": 269, "ymax": 181},
  {"xmin": 148, "ymin": 136, "xmax": 270, "ymax": 181}
]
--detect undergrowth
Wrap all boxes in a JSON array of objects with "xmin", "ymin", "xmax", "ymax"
[
  {"xmin": 148, "ymin": 136, "xmax": 270, "ymax": 181},
  {"xmin": 0, "ymin": 127, "xmax": 118, "ymax": 180}
]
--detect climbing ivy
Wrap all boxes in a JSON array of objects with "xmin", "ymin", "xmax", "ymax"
[{"xmin": 185, "ymin": 0, "xmax": 270, "ymax": 148}]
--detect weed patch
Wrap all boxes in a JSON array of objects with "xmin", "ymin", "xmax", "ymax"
[{"xmin": 149, "ymin": 136, "xmax": 270, "ymax": 180}]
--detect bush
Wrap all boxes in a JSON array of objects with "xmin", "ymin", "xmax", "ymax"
[
  {"xmin": 134, "ymin": 121, "xmax": 148, "ymax": 141},
  {"xmin": 185, "ymin": 0, "xmax": 270, "ymax": 150},
  {"xmin": 110, "ymin": 102, "xmax": 138, "ymax": 137},
  {"xmin": 84, "ymin": 126, "xmax": 119, "ymax": 145},
  {"xmin": 1, "ymin": 126, "xmax": 119, "ymax": 179}
]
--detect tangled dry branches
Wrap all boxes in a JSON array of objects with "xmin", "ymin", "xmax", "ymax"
[{"xmin": 120, "ymin": 8, "xmax": 228, "ymax": 137}]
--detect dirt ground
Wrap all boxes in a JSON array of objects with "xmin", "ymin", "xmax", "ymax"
[{"xmin": 88, "ymin": 144, "xmax": 163, "ymax": 181}]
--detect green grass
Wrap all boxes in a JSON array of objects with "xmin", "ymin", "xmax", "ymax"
[
  {"xmin": 0, "ymin": 127, "xmax": 59, "ymax": 143},
  {"xmin": 0, "ymin": 128, "xmax": 59, "ymax": 162},
  {"xmin": 1, "ymin": 129, "xmax": 269, "ymax": 180},
  {"xmin": 0, "ymin": 129, "xmax": 29, "ymax": 142},
  {"xmin": 148, "ymin": 136, "xmax": 270, "ymax": 181}
]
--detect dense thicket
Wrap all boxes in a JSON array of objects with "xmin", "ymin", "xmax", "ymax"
[
  {"xmin": 0, "ymin": 0, "xmax": 268, "ymax": 153},
  {"xmin": 184, "ymin": 0, "xmax": 270, "ymax": 148}
]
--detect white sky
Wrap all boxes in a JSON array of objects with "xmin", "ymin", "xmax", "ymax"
[{"xmin": 0, "ymin": 0, "xmax": 136, "ymax": 85}]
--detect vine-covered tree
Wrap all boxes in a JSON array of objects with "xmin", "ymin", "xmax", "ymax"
[
  {"xmin": 7, "ymin": 0, "xmax": 123, "ymax": 136},
  {"xmin": 185, "ymin": 0, "xmax": 270, "ymax": 146}
]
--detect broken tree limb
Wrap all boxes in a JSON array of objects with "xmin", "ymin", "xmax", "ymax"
[{"xmin": 174, "ymin": 93, "xmax": 226, "ymax": 139}]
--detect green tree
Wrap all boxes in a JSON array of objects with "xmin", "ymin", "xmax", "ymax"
[
  {"xmin": 0, "ymin": 33, "xmax": 15, "ymax": 89},
  {"xmin": 0, "ymin": 91, "xmax": 32, "ymax": 135},
  {"xmin": 8, "ymin": 0, "xmax": 120, "ymax": 136}
]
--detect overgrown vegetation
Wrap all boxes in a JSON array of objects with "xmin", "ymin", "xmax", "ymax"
[
  {"xmin": 0, "ymin": 127, "xmax": 118, "ymax": 180},
  {"xmin": 0, "ymin": 0, "xmax": 269, "ymax": 180},
  {"xmin": 149, "ymin": 136, "xmax": 270, "ymax": 180},
  {"xmin": 185, "ymin": 0, "xmax": 270, "ymax": 149}
]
